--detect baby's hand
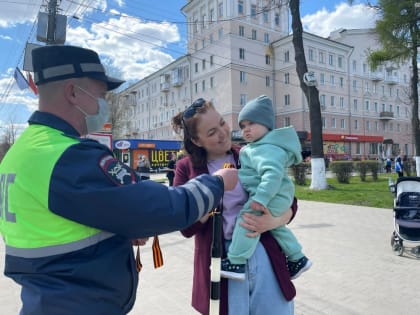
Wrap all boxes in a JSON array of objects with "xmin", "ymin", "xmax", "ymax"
[{"xmin": 250, "ymin": 200, "xmax": 266, "ymax": 212}]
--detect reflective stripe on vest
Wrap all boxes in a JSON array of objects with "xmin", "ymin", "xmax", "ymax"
[{"xmin": 0, "ymin": 124, "xmax": 105, "ymax": 256}]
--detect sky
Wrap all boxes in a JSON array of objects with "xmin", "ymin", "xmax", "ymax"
[{"xmin": 0, "ymin": 0, "xmax": 378, "ymax": 135}]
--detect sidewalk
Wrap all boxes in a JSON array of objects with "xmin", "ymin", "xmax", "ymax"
[{"xmin": 1, "ymin": 200, "xmax": 419, "ymax": 314}]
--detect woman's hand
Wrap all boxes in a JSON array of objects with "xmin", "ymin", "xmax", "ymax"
[{"xmin": 240, "ymin": 207, "xmax": 293, "ymax": 238}]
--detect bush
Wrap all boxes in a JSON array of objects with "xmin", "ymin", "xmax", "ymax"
[
  {"xmin": 354, "ymin": 161, "xmax": 369, "ymax": 181},
  {"xmin": 291, "ymin": 163, "xmax": 309, "ymax": 186},
  {"xmin": 330, "ymin": 161, "xmax": 353, "ymax": 183},
  {"xmin": 353, "ymin": 161, "xmax": 379, "ymax": 181}
]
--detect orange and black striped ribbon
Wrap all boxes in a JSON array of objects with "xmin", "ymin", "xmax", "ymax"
[{"xmin": 152, "ymin": 235, "xmax": 164, "ymax": 268}]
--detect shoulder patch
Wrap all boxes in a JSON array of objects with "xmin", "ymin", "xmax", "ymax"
[{"xmin": 99, "ymin": 155, "xmax": 138, "ymax": 185}]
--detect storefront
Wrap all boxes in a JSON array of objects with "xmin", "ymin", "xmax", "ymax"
[
  {"xmin": 113, "ymin": 139, "xmax": 182, "ymax": 169},
  {"xmin": 306, "ymin": 133, "xmax": 384, "ymax": 160}
]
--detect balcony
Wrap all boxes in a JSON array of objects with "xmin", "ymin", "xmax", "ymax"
[
  {"xmin": 369, "ymin": 71, "xmax": 383, "ymax": 81},
  {"xmin": 384, "ymin": 75, "xmax": 399, "ymax": 85},
  {"xmin": 172, "ymin": 77, "xmax": 183, "ymax": 87},
  {"xmin": 379, "ymin": 111, "xmax": 394, "ymax": 120},
  {"xmin": 160, "ymin": 82, "xmax": 170, "ymax": 92}
]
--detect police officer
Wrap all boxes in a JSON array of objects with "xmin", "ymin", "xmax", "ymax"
[{"xmin": 0, "ymin": 45, "xmax": 237, "ymax": 315}]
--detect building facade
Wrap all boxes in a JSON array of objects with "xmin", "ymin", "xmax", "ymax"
[{"xmin": 113, "ymin": 0, "xmax": 414, "ymax": 159}]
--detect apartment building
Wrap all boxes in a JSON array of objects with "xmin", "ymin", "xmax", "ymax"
[{"xmin": 114, "ymin": 0, "xmax": 414, "ymax": 159}]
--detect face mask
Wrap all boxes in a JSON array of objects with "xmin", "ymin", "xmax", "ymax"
[{"xmin": 75, "ymin": 85, "xmax": 110, "ymax": 134}]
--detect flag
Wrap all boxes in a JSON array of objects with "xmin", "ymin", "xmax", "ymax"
[
  {"xmin": 26, "ymin": 71, "xmax": 38, "ymax": 95},
  {"xmin": 13, "ymin": 67, "xmax": 29, "ymax": 90}
]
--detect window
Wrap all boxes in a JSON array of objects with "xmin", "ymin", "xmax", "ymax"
[
  {"xmin": 284, "ymin": 73, "xmax": 289, "ymax": 84},
  {"xmin": 265, "ymin": 76, "xmax": 271, "ymax": 87},
  {"xmin": 329, "ymin": 54, "xmax": 334, "ymax": 66},
  {"xmin": 284, "ymin": 117, "xmax": 290, "ymax": 127},
  {"xmin": 396, "ymin": 105, "xmax": 400, "ymax": 117},
  {"xmin": 210, "ymin": 55, "xmax": 214, "ymax": 66},
  {"xmin": 251, "ymin": 5, "xmax": 257, "ymax": 18},
  {"xmin": 210, "ymin": 77, "xmax": 214, "ymax": 88},
  {"xmin": 264, "ymin": 33, "xmax": 269, "ymax": 43},
  {"xmin": 252, "ymin": 29, "xmax": 257, "ymax": 40},
  {"xmin": 365, "ymin": 82, "xmax": 369, "ymax": 92},
  {"xmin": 240, "ymin": 71, "xmax": 246, "ymax": 83},
  {"xmin": 353, "ymin": 80, "xmax": 357, "ymax": 90},
  {"xmin": 338, "ymin": 56, "xmax": 343, "ymax": 68},
  {"xmin": 202, "ymin": 59, "xmax": 206, "ymax": 70},
  {"xmin": 284, "ymin": 94, "xmax": 290, "ymax": 105},
  {"xmin": 374, "ymin": 102, "xmax": 378, "ymax": 112},
  {"xmin": 356, "ymin": 142, "xmax": 361, "ymax": 155},
  {"xmin": 239, "ymin": 26, "xmax": 244, "ymax": 37},
  {"xmin": 238, "ymin": 0, "xmax": 244, "ymax": 14},
  {"xmin": 340, "ymin": 119, "xmax": 346, "ymax": 129},
  {"xmin": 210, "ymin": 9, "xmax": 214, "ymax": 23},
  {"xmin": 202, "ymin": 80, "xmax": 205, "ymax": 91},
  {"xmin": 265, "ymin": 54, "xmax": 271, "ymax": 65},
  {"xmin": 339, "ymin": 77, "xmax": 344, "ymax": 88},
  {"xmin": 330, "ymin": 96, "xmax": 335, "ymax": 106},
  {"xmin": 284, "ymin": 50, "xmax": 289, "ymax": 62},
  {"xmin": 194, "ymin": 83, "xmax": 198, "ymax": 93},
  {"xmin": 369, "ymin": 142, "xmax": 378, "ymax": 155},
  {"xmin": 239, "ymin": 48, "xmax": 245, "ymax": 60},
  {"xmin": 308, "ymin": 49, "xmax": 314, "ymax": 61},
  {"xmin": 365, "ymin": 100, "xmax": 369, "ymax": 112},
  {"xmin": 331, "ymin": 118, "xmax": 336, "ymax": 129},
  {"xmin": 354, "ymin": 119, "xmax": 359, "ymax": 130},
  {"xmin": 195, "ymin": 63, "xmax": 198, "ymax": 73},
  {"xmin": 353, "ymin": 99, "xmax": 358, "ymax": 112},
  {"xmin": 275, "ymin": 13, "xmax": 279, "ymax": 25},
  {"xmin": 340, "ymin": 97, "xmax": 344, "ymax": 109},
  {"xmin": 218, "ymin": 28, "xmax": 223, "ymax": 39},
  {"xmin": 330, "ymin": 75, "xmax": 335, "ymax": 86},
  {"xmin": 263, "ymin": 9, "xmax": 268, "ymax": 23},
  {"xmin": 240, "ymin": 94, "xmax": 247, "ymax": 106},
  {"xmin": 218, "ymin": 2, "xmax": 223, "ymax": 18},
  {"xmin": 352, "ymin": 60, "xmax": 357, "ymax": 72},
  {"xmin": 194, "ymin": 19, "xmax": 199, "ymax": 33},
  {"xmin": 322, "ymin": 117, "xmax": 326, "ymax": 129},
  {"xmin": 320, "ymin": 94, "xmax": 326, "ymax": 108},
  {"xmin": 319, "ymin": 52, "xmax": 324, "ymax": 64},
  {"xmin": 366, "ymin": 120, "xmax": 370, "ymax": 131},
  {"xmin": 320, "ymin": 73, "xmax": 325, "ymax": 85}
]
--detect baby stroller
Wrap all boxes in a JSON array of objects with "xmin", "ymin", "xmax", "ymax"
[{"xmin": 389, "ymin": 176, "xmax": 420, "ymax": 258}]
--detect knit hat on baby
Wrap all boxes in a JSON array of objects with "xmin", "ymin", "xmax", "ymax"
[{"xmin": 238, "ymin": 95, "xmax": 275, "ymax": 130}]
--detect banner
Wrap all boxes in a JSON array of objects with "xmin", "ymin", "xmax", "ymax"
[{"xmin": 13, "ymin": 67, "xmax": 29, "ymax": 90}]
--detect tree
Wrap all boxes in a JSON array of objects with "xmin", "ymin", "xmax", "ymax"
[
  {"xmin": 107, "ymin": 92, "xmax": 126, "ymax": 139},
  {"xmin": 289, "ymin": 0, "xmax": 328, "ymax": 190},
  {"xmin": 0, "ymin": 123, "xmax": 20, "ymax": 162},
  {"xmin": 366, "ymin": 0, "xmax": 420, "ymax": 175}
]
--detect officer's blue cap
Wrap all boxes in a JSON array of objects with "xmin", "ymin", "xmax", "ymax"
[{"xmin": 32, "ymin": 45, "xmax": 124, "ymax": 91}]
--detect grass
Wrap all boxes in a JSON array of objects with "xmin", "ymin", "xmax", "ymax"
[{"xmin": 294, "ymin": 173, "xmax": 397, "ymax": 209}]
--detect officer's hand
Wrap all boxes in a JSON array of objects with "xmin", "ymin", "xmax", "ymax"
[{"xmin": 213, "ymin": 168, "xmax": 238, "ymax": 191}]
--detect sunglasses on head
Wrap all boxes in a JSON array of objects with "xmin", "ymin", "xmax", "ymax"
[{"xmin": 183, "ymin": 98, "xmax": 206, "ymax": 119}]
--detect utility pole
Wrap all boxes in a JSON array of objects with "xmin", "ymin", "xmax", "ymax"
[{"xmin": 46, "ymin": 0, "xmax": 58, "ymax": 44}]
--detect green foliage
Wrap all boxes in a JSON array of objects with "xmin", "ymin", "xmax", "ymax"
[
  {"xmin": 354, "ymin": 161, "xmax": 369, "ymax": 181},
  {"xmin": 291, "ymin": 163, "xmax": 309, "ymax": 186},
  {"xmin": 330, "ymin": 161, "xmax": 353, "ymax": 183},
  {"xmin": 353, "ymin": 161, "xmax": 380, "ymax": 181},
  {"xmin": 294, "ymin": 175, "xmax": 395, "ymax": 209}
]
